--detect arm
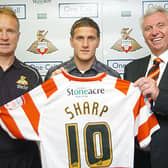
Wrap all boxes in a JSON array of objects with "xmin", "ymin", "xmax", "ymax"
[
  {"xmin": 0, "ymin": 97, "xmax": 40, "ymax": 141},
  {"xmin": 152, "ymin": 88, "xmax": 168, "ymax": 115},
  {"xmin": 45, "ymin": 65, "xmax": 66, "ymax": 81},
  {"xmin": 33, "ymin": 69, "xmax": 43, "ymax": 87},
  {"xmin": 124, "ymin": 61, "xmax": 159, "ymax": 101},
  {"xmin": 48, "ymin": 67, "xmax": 67, "ymax": 79},
  {"xmin": 133, "ymin": 77, "xmax": 168, "ymax": 116},
  {"xmin": 0, "ymin": 86, "xmax": 44, "ymax": 141}
]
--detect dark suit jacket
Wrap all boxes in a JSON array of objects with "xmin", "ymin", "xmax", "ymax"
[{"xmin": 124, "ymin": 55, "xmax": 168, "ymax": 168}]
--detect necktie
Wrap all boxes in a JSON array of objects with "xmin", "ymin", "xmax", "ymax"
[
  {"xmin": 147, "ymin": 58, "xmax": 162, "ymax": 81},
  {"xmin": 147, "ymin": 57, "xmax": 162, "ymax": 102}
]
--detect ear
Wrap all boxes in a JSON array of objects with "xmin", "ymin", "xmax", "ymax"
[
  {"xmin": 70, "ymin": 37, "xmax": 74, "ymax": 48},
  {"xmin": 17, "ymin": 32, "xmax": 21, "ymax": 41},
  {"xmin": 96, "ymin": 37, "xmax": 100, "ymax": 48}
]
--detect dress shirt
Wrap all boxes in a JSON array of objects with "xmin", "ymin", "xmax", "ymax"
[
  {"xmin": 45, "ymin": 57, "xmax": 120, "ymax": 81},
  {"xmin": 146, "ymin": 50, "xmax": 168, "ymax": 85}
]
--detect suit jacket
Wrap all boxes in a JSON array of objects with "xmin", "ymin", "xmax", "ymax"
[{"xmin": 124, "ymin": 55, "xmax": 168, "ymax": 168}]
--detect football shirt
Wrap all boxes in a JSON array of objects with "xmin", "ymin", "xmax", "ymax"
[{"xmin": 0, "ymin": 71, "xmax": 159, "ymax": 168}]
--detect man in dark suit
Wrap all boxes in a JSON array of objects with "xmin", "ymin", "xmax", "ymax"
[{"xmin": 124, "ymin": 6, "xmax": 168, "ymax": 168}]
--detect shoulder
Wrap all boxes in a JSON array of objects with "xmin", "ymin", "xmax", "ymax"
[
  {"xmin": 17, "ymin": 59, "xmax": 40, "ymax": 75},
  {"xmin": 16, "ymin": 59, "xmax": 42, "ymax": 84},
  {"xmin": 124, "ymin": 55, "xmax": 150, "ymax": 81},
  {"xmin": 126, "ymin": 55, "xmax": 150, "ymax": 68},
  {"xmin": 49, "ymin": 59, "xmax": 73, "ymax": 72},
  {"xmin": 45, "ymin": 58, "xmax": 74, "ymax": 81},
  {"xmin": 96, "ymin": 60, "xmax": 120, "ymax": 78}
]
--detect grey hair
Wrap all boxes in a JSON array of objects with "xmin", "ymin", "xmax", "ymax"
[{"xmin": 141, "ymin": 6, "xmax": 168, "ymax": 29}]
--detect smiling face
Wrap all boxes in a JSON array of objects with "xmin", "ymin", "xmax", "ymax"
[
  {"xmin": 70, "ymin": 26, "xmax": 100, "ymax": 64},
  {"xmin": 142, "ymin": 11, "xmax": 168, "ymax": 56},
  {"xmin": 0, "ymin": 14, "xmax": 20, "ymax": 57}
]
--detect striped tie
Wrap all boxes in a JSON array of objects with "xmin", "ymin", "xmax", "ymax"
[
  {"xmin": 147, "ymin": 57, "xmax": 162, "ymax": 102},
  {"xmin": 147, "ymin": 58, "xmax": 162, "ymax": 81}
]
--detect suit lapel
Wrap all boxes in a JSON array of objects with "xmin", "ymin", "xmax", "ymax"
[
  {"xmin": 143, "ymin": 56, "xmax": 168, "ymax": 90},
  {"xmin": 159, "ymin": 63, "xmax": 168, "ymax": 89},
  {"xmin": 137, "ymin": 56, "xmax": 150, "ymax": 77}
]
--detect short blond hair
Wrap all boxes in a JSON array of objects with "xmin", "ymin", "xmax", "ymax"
[{"xmin": 0, "ymin": 6, "xmax": 20, "ymax": 30}]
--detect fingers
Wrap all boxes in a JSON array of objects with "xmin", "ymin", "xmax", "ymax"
[
  {"xmin": 133, "ymin": 77, "xmax": 159, "ymax": 101},
  {"xmin": 59, "ymin": 67, "xmax": 67, "ymax": 72},
  {"xmin": 133, "ymin": 77, "xmax": 148, "ymax": 87},
  {"xmin": 50, "ymin": 67, "xmax": 67, "ymax": 78}
]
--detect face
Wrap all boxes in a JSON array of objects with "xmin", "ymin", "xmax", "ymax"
[
  {"xmin": 70, "ymin": 26, "xmax": 100, "ymax": 63},
  {"xmin": 0, "ymin": 14, "xmax": 20, "ymax": 57},
  {"xmin": 142, "ymin": 12, "xmax": 168, "ymax": 56}
]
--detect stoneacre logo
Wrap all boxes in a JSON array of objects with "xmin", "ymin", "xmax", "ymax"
[{"xmin": 67, "ymin": 87, "xmax": 105, "ymax": 97}]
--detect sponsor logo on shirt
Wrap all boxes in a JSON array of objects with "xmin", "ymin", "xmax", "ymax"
[{"xmin": 67, "ymin": 87, "xmax": 105, "ymax": 97}]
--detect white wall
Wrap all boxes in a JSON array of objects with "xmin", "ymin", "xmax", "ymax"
[{"xmin": 0, "ymin": 0, "xmax": 167, "ymax": 78}]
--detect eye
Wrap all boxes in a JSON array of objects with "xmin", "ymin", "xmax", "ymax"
[
  {"xmin": 144, "ymin": 25, "xmax": 152, "ymax": 32},
  {"xmin": 157, "ymin": 22, "xmax": 165, "ymax": 29},
  {"xmin": 76, "ymin": 36, "xmax": 83, "ymax": 40},
  {"xmin": 88, "ymin": 36, "xmax": 96, "ymax": 40},
  {"xmin": 7, "ymin": 29, "xmax": 17, "ymax": 34}
]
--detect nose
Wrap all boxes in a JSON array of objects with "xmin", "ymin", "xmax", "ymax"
[
  {"xmin": 151, "ymin": 26, "xmax": 159, "ymax": 36},
  {"xmin": 82, "ymin": 38, "xmax": 88, "ymax": 48}
]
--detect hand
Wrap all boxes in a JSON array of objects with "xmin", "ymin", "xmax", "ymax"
[
  {"xmin": 50, "ymin": 67, "xmax": 67, "ymax": 78},
  {"xmin": 133, "ymin": 77, "xmax": 159, "ymax": 101}
]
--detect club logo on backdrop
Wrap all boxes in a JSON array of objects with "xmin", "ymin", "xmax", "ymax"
[
  {"xmin": 111, "ymin": 28, "xmax": 142, "ymax": 53},
  {"xmin": 27, "ymin": 30, "xmax": 57, "ymax": 55}
]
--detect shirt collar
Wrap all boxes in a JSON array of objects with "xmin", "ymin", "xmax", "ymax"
[
  {"xmin": 90, "ymin": 58, "xmax": 98, "ymax": 71},
  {"xmin": 67, "ymin": 58, "xmax": 78, "ymax": 71},
  {"xmin": 0, "ymin": 57, "xmax": 20, "ymax": 71},
  {"xmin": 12, "ymin": 57, "xmax": 22, "ymax": 69},
  {"xmin": 151, "ymin": 50, "xmax": 168, "ymax": 64},
  {"xmin": 69, "ymin": 57, "xmax": 98, "ymax": 72}
]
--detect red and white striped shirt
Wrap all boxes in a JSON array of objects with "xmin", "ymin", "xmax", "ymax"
[{"xmin": 0, "ymin": 71, "xmax": 159, "ymax": 168}]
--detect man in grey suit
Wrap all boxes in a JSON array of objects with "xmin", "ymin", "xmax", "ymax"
[{"xmin": 124, "ymin": 6, "xmax": 168, "ymax": 168}]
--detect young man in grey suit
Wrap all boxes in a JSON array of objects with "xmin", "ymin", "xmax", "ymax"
[{"xmin": 124, "ymin": 6, "xmax": 168, "ymax": 168}]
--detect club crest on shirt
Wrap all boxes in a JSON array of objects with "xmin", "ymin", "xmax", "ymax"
[
  {"xmin": 16, "ymin": 75, "xmax": 29, "ymax": 90},
  {"xmin": 111, "ymin": 27, "xmax": 142, "ymax": 53},
  {"xmin": 27, "ymin": 30, "xmax": 57, "ymax": 55},
  {"xmin": 5, "ymin": 96, "xmax": 24, "ymax": 110}
]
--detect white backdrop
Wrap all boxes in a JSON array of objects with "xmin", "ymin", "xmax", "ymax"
[{"xmin": 0, "ymin": 0, "xmax": 167, "ymax": 78}]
